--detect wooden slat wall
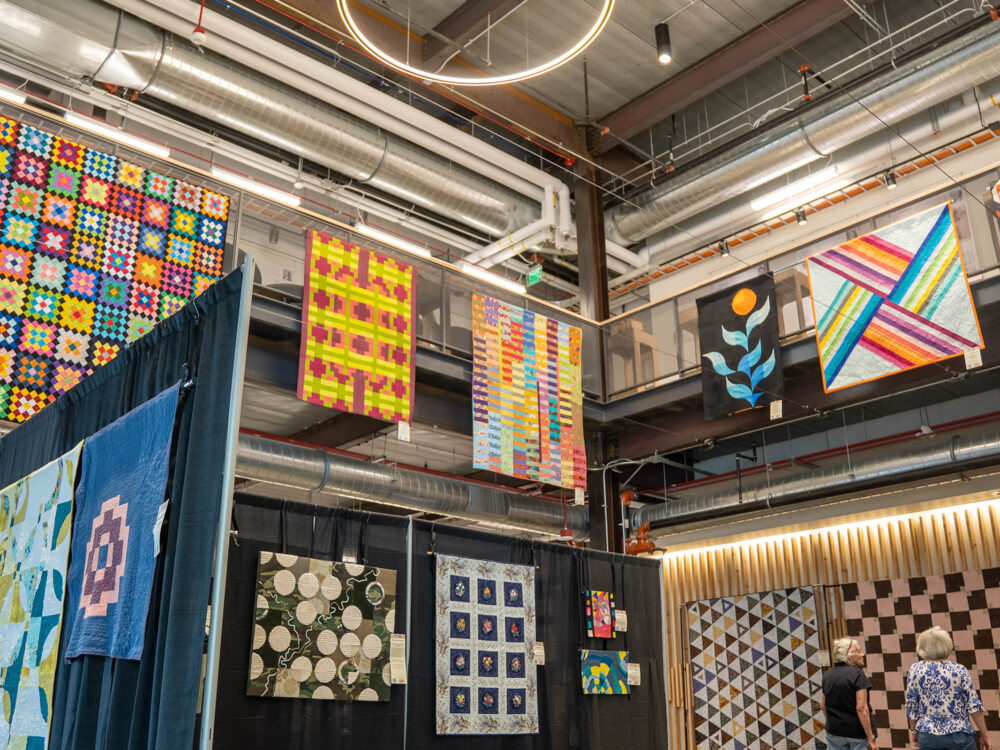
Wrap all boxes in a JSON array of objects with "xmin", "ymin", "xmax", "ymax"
[{"xmin": 660, "ymin": 502, "xmax": 1000, "ymax": 749}]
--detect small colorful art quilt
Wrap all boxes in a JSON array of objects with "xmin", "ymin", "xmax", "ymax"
[
  {"xmin": 581, "ymin": 649, "xmax": 629, "ymax": 695},
  {"xmin": 297, "ymin": 231, "xmax": 415, "ymax": 423},
  {"xmin": 63, "ymin": 384, "xmax": 179, "ymax": 661},
  {"xmin": 806, "ymin": 202, "xmax": 983, "ymax": 392},
  {"xmin": 0, "ymin": 116, "xmax": 230, "ymax": 422},
  {"xmin": 0, "ymin": 444, "xmax": 83, "ymax": 750},
  {"xmin": 843, "ymin": 568, "xmax": 1000, "ymax": 749},
  {"xmin": 697, "ymin": 275, "xmax": 783, "ymax": 421},
  {"xmin": 435, "ymin": 554, "xmax": 538, "ymax": 734},
  {"xmin": 471, "ymin": 293, "xmax": 585, "ymax": 489},
  {"xmin": 247, "ymin": 552, "xmax": 397, "ymax": 701},
  {"xmin": 585, "ymin": 590, "xmax": 616, "ymax": 639},
  {"xmin": 686, "ymin": 587, "xmax": 825, "ymax": 750}
]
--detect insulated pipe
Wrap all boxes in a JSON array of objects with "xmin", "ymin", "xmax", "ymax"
[
  {"xmin": 605, "ymin": 22, "xmax": 1000, "ymax": 246},
  {"xmin": 630, "ymin": 427, "xmax": 1000, "ymax": 534},
  {"xmin": 235, "ymin": 433, "xmax": 590, "ymax": 539},
  {"xmin": 605, "ymin": 239, "xmax": 646, "ymax": 268},
  {"xmin": 0, "ymin": 0, "xmax": 539, "ymax": 236},
  {"xmin": 465, "ymin": 186, "xmax": 557, "ymax": 264}
]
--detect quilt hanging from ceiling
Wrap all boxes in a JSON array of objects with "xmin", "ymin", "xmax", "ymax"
[
  {"xmin": 471, "ymin": 293, "xmax": 585, "ymax": 489},
  {"xmin": 435, "ymin": 554, "xmax": 538, "ymax": 734},
  {"xmin": 686, "ymin": 587, "xmax": 826, "ymax": 750},
  {"xmin": 580, "ymin": 649, "xmax": 629, "ymax": 695},
  {"xmin": 0, "ymin": 444, "xmax": 83, "ymax": 750},
  {"xmin": 0, "ymin": 116, "xmax": 230, "ymax": 422},
  {"xmin": 842, "ymin": 568, "xmax": 1000, "ymax": 750},
  {"xmin": 696, "ymin": 274, "xmax": 783, "ymax": 421},
  {"xmin": 247, "ymin": 551, "xmax": 397, "ymax": 701},
  {"xmin": 63, "ymin": 383, "xmax": 179, "ymax": 661},
  {"xmin": 806, "ymin": 202, "xmax": 983, "ymax": 392},
  {"xmin": 297, "ymin": 230, "xmax": 416, "ymax": 423}
]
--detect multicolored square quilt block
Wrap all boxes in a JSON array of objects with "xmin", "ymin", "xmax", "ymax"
[
  {"xmin": 806, "ymin": 203, "xmax": 983, "ymax": 392},
  {"xmin": 247, "ymin": 552, "xmax": 397, "ymax": 701},
  {"xmin": 471, "ymin": 294, "xmax": 586, "ymax": 489},
  {"xmin": 842, "ymin": 568, "xmax": 1000, "ymax": 749},
  {"xmin": 581, "ymin": 649, "xmax": 629, "ymax": 695},
  {"xmin": 585, "ymin": 590, "xmax": 616, "ymax": 639},
  {"xmin": 0, "ymin": 116, "xmax": 229, "ymax": 421},
  {"xmin": 297, "ymin": 231, "xmax": 416, "ymax": 423},
  {"xmin": 686, "ymin": 587, "xmax": 826, "ymax": 750},
  {"xmin": 435, "ymin": 554, "xmax": 538, "ymax": 735}
]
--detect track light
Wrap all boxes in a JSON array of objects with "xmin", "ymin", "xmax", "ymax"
[
  {"xmin": 885, "ymin": 170, "xmax": 897, "ymax": 189},
  {"xmin": 796, "ymin": 208, "xmax": 808, "ymax": 225},
  {"xmin": 655, "ymin": 22, "xmax": 672, "ymax": 65},
  {"xmin": 64, "ymin": 111, "xmax": 170, "ymax": 160},
  {"xmin": 210, "ymin": 166, "xmax": 301, "ymax": 207},
  {"xmin": 718, "ymin": 240, "xmax": 729, "ymax": 258},
  {"xmin": 353, "ymin": 223, "xmax": 432, "ymax": 259},
  {"xmin": 0, "ymin": 86, "xmax": 27, "ymax": 105}
]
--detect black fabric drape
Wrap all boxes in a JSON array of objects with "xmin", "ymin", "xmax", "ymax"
[
  {"xmin": 0, "ymin": 269, "xmax": 245, "ymax": 750},
  {"xmin": 214, "ymin": 495, "xmax": 668, "ymax": 750}
]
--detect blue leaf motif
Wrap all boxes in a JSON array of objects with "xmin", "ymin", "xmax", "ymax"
[
  {"xmin": 737, "ymin": 340, "xmax": 762, "ymax": 375},
  {"xmin": 721, "ymin": 325, "xmax": 748, "ymax": 350},
  {"xmin": 725, "ymin": 380, "xmax": 754, "ymax": 403},
  {"xmin": 745, "ymin": 296, "xmax": 772, "ymax": 339},
  {"xmin": 750, "ymin": 350, "xmax": 776, "ymax": 389},
  {"xmin": 703, "ymin": 351, "xmax": 736, "ymax": 376}
]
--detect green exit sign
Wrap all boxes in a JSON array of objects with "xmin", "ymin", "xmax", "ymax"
[{"xmin": 526, "ymin": 264, "xmax": 544, "ymax": 286}]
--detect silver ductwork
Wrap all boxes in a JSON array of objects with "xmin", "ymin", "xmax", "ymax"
[
  {"xmin": 631, "ymin": 427, "xmax": 1000, "ymax": 533},
  {"xmin": 606, "ymin": 22, "xmax": 1000, "ymax": 246},
  {"xmin": 236, "ymin": 433, "xmax": 589, "ymax": 539},
  {"xmin": 0, "ymin": 0, "xmax": 539, "ymax": 236}
]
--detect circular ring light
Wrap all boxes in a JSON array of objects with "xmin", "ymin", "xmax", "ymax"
[{"xmin": 336, "ymin": 0, "xmax": 615, "ymax": 86}]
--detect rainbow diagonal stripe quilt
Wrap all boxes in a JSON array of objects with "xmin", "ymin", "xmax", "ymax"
[
  {"xmin": 297, "ymin": 231, "xmax": 416, "ymax": 422},
  {"xmin": 472, "ymin": 294, "xmax": 586, "ymax": 489},
  {"xmin": 0, "ymin": 116, "xmax": 229, "ymax": 421},
  {"xmin": 806, "ymin": 202, "xmax": 983, "ymax": 392}
]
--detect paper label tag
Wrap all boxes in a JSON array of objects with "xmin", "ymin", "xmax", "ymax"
[
  {"xmin": 390, "ymin": 633, "xmax": 407, "ymax": 684},
  {"xmin": 153, "ymin": 500, "xmax": 169, "ymax": 557},
  {"xmin": 817, "ymin": 650, "xmax": 831, "ymax": 667},
  {"xmin": 397, "ymin": 421, "xmax": 411, "ymax": 442},
  {"xmin": 627, "ymin": 662, "xmax": 641, "ymax": 686},
  {"xmin": 532, "ymin": 641, "xmax": 546, "ymax": 666},
  {"xmin": 769, "ymin": 399, "xmax": 783, "ymax": 420},
  {"xmin": 965, "ymin": 348, "xmax": 983, "ymax": 369},
  {"xmin": 615, "ymin": 610, "xmax": 628, "ymax": 632},
  {"xmin": 574, "ymin": 487, "xmax": 585, "ymax": 505}
]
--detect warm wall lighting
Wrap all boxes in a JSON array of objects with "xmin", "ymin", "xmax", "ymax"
[
  {"xmin": 210, "ymin": 166, "xmax": 301, "ymax": 207},
  {"xmin": 655, "ymin": 22, "xmax": 672, "ymax": 64},
  {"xmin": 64, "ymin": 111, "xmax": 170, "ymax": 160},
  {"xmin": 353, "ymin": 223, "xmax": 432, "ymax": 259},
  {"xmin": 459, "ymin": 261, "xmax": 526, "ymax": 295}
]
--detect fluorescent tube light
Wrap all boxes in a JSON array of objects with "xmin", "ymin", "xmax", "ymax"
[
  {"xmin": 750, "ymin": 166, "xmax": 840, "ymax": 211},
  {"xmin": 353, "ymin": 223, "xmax": 432, "ymax": 259},
  {"xmin": 459, "ymin": 261, "xmax": 526, "ymax": 295},
  {"xmin": 0, "ymin": 86, "xmax": 27, "ymax": 105},
  {"xmin": 210, "ymin": 166, "xmax": 301, "ymax": 207},
  {"xmin": 64, "ymin": 112, "xmax": 170, "ymax": 160}
]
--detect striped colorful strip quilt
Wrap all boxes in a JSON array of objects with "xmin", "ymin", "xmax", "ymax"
[{"xmin": 806, "ymin": 203, "xmax": 983, "ymax": 392}]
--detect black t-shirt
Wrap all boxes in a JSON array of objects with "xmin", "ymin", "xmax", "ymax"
[{"xmin": 822, "ymin": 664, "xmax": 873, "ymax": 739}]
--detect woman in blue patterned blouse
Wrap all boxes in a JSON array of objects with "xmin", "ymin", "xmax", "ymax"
[{"xmin": 906, "ymin": 626, "xmax": 990, "ymax": 750}]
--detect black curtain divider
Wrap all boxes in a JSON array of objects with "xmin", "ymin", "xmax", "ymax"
[
  {"xmin": 0, "ymin": 268, "xmax": 245, "ymax": 750},
  {"xmin": 214, "ymin": 493, "xmax": 668, "ymax": 750}
]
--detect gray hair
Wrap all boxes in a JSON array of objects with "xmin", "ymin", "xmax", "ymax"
[
  {"xmin": 916, "ymin": 626, "xmax": 954, "ymax": 660},
  {"xmin": 832, "ymin": 637, "xmax": 857, "ymax": 664}
]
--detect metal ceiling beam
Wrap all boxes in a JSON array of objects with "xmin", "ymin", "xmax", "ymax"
[
  {"xmin": 592, "ymin": 0, "xmax": 876, "ymax": 156},
  {"xmin": 423, "ymin": 0, "xmax": 523, "ymax": 68}
]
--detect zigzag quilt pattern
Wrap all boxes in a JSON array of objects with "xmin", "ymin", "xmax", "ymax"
[
  {"xmin": 686, "ymin": 587, "xmax": 826, "ymax": 750},
  {"xmin": 0, "ymin": 116, "xmax": 229, "ymax": 421},
  {"xmin": 806, "ymin": 202, "xmax": 982, "ymax": 392}
]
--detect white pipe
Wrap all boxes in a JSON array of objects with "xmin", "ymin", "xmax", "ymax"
[
  {"xmin": 605, "ymin": 239, "xmax": 646, "ymax": 268},
  {"xmin": 465, "ymin": 186, "xmax": 556, "ymax": 263},
  {"xmin": 480, "ymin": 229, "xmax": 555, "ymax": 267},
  {"xmin": 103, "ymin": 0, "xmax": 560, "ymax": 200},
  {"xmin": 557, "ymin": 183, "xmax": 573, "ymax": 240}
]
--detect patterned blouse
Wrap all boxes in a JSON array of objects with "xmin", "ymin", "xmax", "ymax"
[{"xmin": 905, "ymin": 660, "xmax": 984, "ymax": 735}]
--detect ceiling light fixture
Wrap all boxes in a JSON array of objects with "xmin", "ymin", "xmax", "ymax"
[
  {"xmin": 0, "ymin": 85, "xmax": 27, "ymax": 105},
  {"xmin": 796, "ymin": 208, "xmax": 808, "ymax": 225},
  {"xmin": 64, "ymin": 111, "xmax": 170, "ymax": 160},
  {"xmin": 655, "ymin": 22, "xmax": 672, "ymax": 64},
  {"xmin": 353, "ymin": 223, "xmax": 432, "ymax": 259},
  {"xmin": 336, "ymin": 0, "xmax": 615, "ymax": 86},
  {"xmin": 885, "ymin": 170, "xmax": 897, "ymax": 189},
  {"xmin": 459, "ymin": 261, "xmax": 526, "ymax": 295},
  {"xmin": 750, "ymin": 166, "xmax": 842, "ymax": 212},
  {"xmin": 718, "ymin": 240, "xmax": 729, "ymax": 257},
  {"xmin": 210, "ymin": 166, "xmax": 301, "ymax": 207}
]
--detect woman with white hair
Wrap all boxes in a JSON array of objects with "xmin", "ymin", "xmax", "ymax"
[
  {"xmin": 906, "ymin": 626, "xmax": 990, "ymax": 750},
  {"xmin": 822, "ymin": 637, "xmax": 877, "ymax": 750}
]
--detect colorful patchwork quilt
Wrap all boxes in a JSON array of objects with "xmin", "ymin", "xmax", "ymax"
[
  {"xmin": 806, "ymin": 203, "xmax": 982, "ymax": 392},
  {"xmin": 435, "ymin": 554, "xmax": 538, "ymax": 734},
  {"xmin": 585, "ymin": 590, "xmax": 616, "ymax": 639},
  {"xmin": 581, "ymin": 649, "xmax": 629, "ymax": 695},
  {"xmin": 297, "ymin": 231, "xmax": 415, "ymax": 423},
  {"xmin": 471, "ymin": 293, "xmax": 586, "ymax": 489},
  {"xmin": 0, "ymin": 116, "xmax": 229, "ymax": 421}
]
